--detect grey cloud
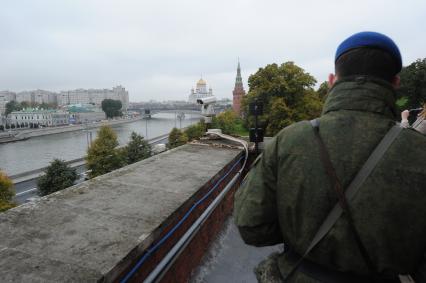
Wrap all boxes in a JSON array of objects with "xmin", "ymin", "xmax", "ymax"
[{"xmin": 0, "ymin": 0, "xmax": 425, "ymax": 101}]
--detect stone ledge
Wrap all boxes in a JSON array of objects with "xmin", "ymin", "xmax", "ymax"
[{"xmin": 0, "ymin": 143, "xmax": 242, "ymax": 282}]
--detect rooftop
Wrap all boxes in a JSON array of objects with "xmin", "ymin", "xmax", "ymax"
[{"xmin": 0, "ymin": 144, "xmax": 242, "ymax": 282}]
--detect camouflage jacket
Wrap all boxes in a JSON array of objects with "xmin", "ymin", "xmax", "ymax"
[{"xmin": 234, "ymin": 77, "xmax": 426, "ymax": 282}]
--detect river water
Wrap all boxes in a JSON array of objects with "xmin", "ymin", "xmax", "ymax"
[{"xmin": 0, "ymin": 113, "xmax": 200, "ymax": 176}]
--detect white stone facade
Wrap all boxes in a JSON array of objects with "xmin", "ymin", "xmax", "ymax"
[
  {"xmin": 9, "ymin": 110, "xmax": 69, "ymax": 127},
  {"xmin": 188, "ymin": 78, "xmax": 213, "ymax": 103}
]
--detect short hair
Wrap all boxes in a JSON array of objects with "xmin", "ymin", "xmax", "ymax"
[{"xmin": 335, "ymin": 48, "xmax": 399, "ymax": 82}]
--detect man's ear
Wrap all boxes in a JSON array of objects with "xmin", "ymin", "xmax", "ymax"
[
  {"xmin": 328, "ymin": 73, "xmax": 338, "ymax": 88},
  {"xmin": 391, "ymin": 75, "xmax": 400, "ymax": 89}
]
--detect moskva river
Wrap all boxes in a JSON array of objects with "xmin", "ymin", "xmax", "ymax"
[{"xmin": 0, "ymin": 113, "xmax": 200, "ymax": 176}]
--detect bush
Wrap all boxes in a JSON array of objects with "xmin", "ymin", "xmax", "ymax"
[
  {"xmin": 0, "ymin": 171, "xmax": 15, "ymax": 212},
  {"xmin": 184, "ymin": 122, "xmax": 205, "ymax": 141},
  {"xmin": 168, "ymin": 128, "xmax": 188, "ymax": 149},
  {"xmin": 37, "ymin": 159, "xmax": 78, "ymax": 196},
  {"xmin": 211, "ymin": 110, "xmax": 240, "ymax": 135}
]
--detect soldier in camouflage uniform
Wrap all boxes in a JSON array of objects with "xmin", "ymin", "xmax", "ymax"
[{"xmin": 234, "ymin": 32, "xmax": 426, "ymax": 282}]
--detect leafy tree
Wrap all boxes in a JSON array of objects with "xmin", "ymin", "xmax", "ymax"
[
  {"xmin": 211, "ymin": 110, "xmax": 240, "ymax": 134},
  {"xmin": 265, "ymin": 97, "xmax": 295, "ymax": 135},
  {"xmin": 37, "ymin": 159, "xmax": 77, "ymax": 196},
  {"xmin": 20, "ymin": 101, "xmax": 30, "ymax": 108},
  {"xmin": 184, "ymin": 122, "xmax": 205, "ymax": 141},
  {"xmin": 86, "ymin": 126, "xmax": 125, "ymax": 178},
  {"xmin": 168, "ymin": 128, "xmax": 188, "ymax": 149},
  {"xmin": 5, "ymin": 101, "xmax": 22, "ymax": 116},
  {"xmin": 39, "ymin": 102, "xmax": 51, "ymax": 110},
  {"xmin": 0, "ymin": 171, "xmax": 15, "ymax": 212},
  {"xmin": 242, "ymin": 61, "xmax": 321, "ymax": 136},
  {"xmin": 101, "ymin": 99, "xmax": 123, "ymax": 118},
  {"xmin": 397, "ymin": 58, "xmax": 426, "ymax": 111},
  {"xmin": 317, "ymin": 81, "xmax": 329, "ymax": 101},
  {"xmin": 293, "ymin": 90, "xmax": 323, "ymax": 121},
  {"xmin": 123, "ymin": 132, "xmax": 151, "ymax": 164}
]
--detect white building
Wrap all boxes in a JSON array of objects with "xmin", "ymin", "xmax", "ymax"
[
  {"xmin": 33, "ymin": 90, "xmax": 57, "ymax": 105},
  {"xmin": 188, "ymin": 78, "xmax": 213, "ymax": 103},
  {"xmin": 16, "ymin": 91, "xmax": 35, "ymax": 104},
  {"xmin": 14, "ymin": 90, "xmax": 57, "ymax": 106},
  {"xmin": 9, "ymin": 109, "xmax": 69, "ymax": 128},
  {"xmin": 58, "ymin": 86, "xmax": 129, "ymax": 110}
]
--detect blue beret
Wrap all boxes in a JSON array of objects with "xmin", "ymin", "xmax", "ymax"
[{"xmin": 335, "ymin": 31, "xmax": 402, "ymax": 73}]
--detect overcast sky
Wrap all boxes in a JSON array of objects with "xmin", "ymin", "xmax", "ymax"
[{"xmin": 0, "ymin": 0, "xmax": 425, "ymax": 102}]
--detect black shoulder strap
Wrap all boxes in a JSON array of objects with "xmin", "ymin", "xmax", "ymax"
[{"xmin": 283, "ymin": 119, "xmax": 402, "ymax": 281}]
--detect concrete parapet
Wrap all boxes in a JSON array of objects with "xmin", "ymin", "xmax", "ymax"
[{"xmin": 0, "ymin": 142, "xmax": 243, "ymax": 282}]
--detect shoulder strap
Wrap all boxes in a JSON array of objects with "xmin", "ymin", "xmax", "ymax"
[
  {"xmin": 283, "ymin": 119, "xmax": 402, "ymax": 281},
  {"xmin": 311, "ymin": 119, "xmax": 376, "ymax": 276}
]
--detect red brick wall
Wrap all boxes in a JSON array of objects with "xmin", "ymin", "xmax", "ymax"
[
  {"xmin": 108, "ymin": 153, "xmax": 245, "ymax": 283},
  {"xmin": 159, "ymin": 166, "xmax": 240, "ymax": 283}
]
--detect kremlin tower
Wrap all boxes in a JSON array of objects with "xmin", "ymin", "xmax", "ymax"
[{"xmin": 232, "ymin": 61, "xmax": 246, "ymax": 115}]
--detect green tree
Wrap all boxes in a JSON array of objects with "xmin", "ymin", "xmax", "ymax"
[
  {"xmin": 101, "ymin": 99, "xmax": 123, "ymax": 118},
  {"xmin": 5, "ymin": 101, "xmax": 22, "ymax": 116},
  {"xmin": 242, "ymin": 61, "xmax": 321, "ymax": 136},
  {"xmin": 20, "ymin": 101, "xmax": 30, "ymax": 108},
  {"xmin": 265, "ymin": 97, "xmax": 295, "ymax": 135},
  {"xmin": 211, "ymin": 110, "xmax": 240, "ymax": 134},
  {"xmin": 0, "ymin": 171, "xmax": 15, "ymax": 212},
  {"xmin": 184, "ymin": 122, "xmax": 205, "ymax": 141},
  {"xmin": 123, "ymin": 132, "xmax": 151, "ymax": 164},
  {"xmin": 317, "ymin": 81, "xmax": 329, "ymax": 101},
  {"xmin": 86, "ymin": 126, "xmax": 125, "ymax": 178},
  {"xmin": 168, "ymin": 128, "xmax": 188, "ymax": 149},
  {"xmin": 39, "ymin": 102, "xmax": 52, "ymax": 110},
  {"xmin": 37, "ymin": 159, "xmax": 78, "ymax": 196},
  {"xmin": 293, "ymin": 90, "xmax": 323, "ymax": 121},
  {"xmin": 397, "ymin": 58, "xmax": 426, "ymax": 110}
]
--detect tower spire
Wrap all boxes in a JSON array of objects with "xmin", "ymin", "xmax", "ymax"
[
  {"xmin": 235, "ymin": 58, "xmax": 243, "ymax": 87},
  {"xmin": 232, "ymin": 58, "xmax": 246, "ymax": 116}
]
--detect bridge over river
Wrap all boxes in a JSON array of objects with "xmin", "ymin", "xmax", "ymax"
[{"xmin": 128, "ymin": 104, "xmax": 229, "ymax": 119}]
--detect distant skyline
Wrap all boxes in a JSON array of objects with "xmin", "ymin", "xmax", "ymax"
[{"xmin": 0, "ymin": 0, "xmax": 425, "ymax": 102}]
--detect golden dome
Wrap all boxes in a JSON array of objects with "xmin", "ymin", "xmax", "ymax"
[{"xmin": 197, "ymin": 78, "xmax": 206, "ymax": 85}]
